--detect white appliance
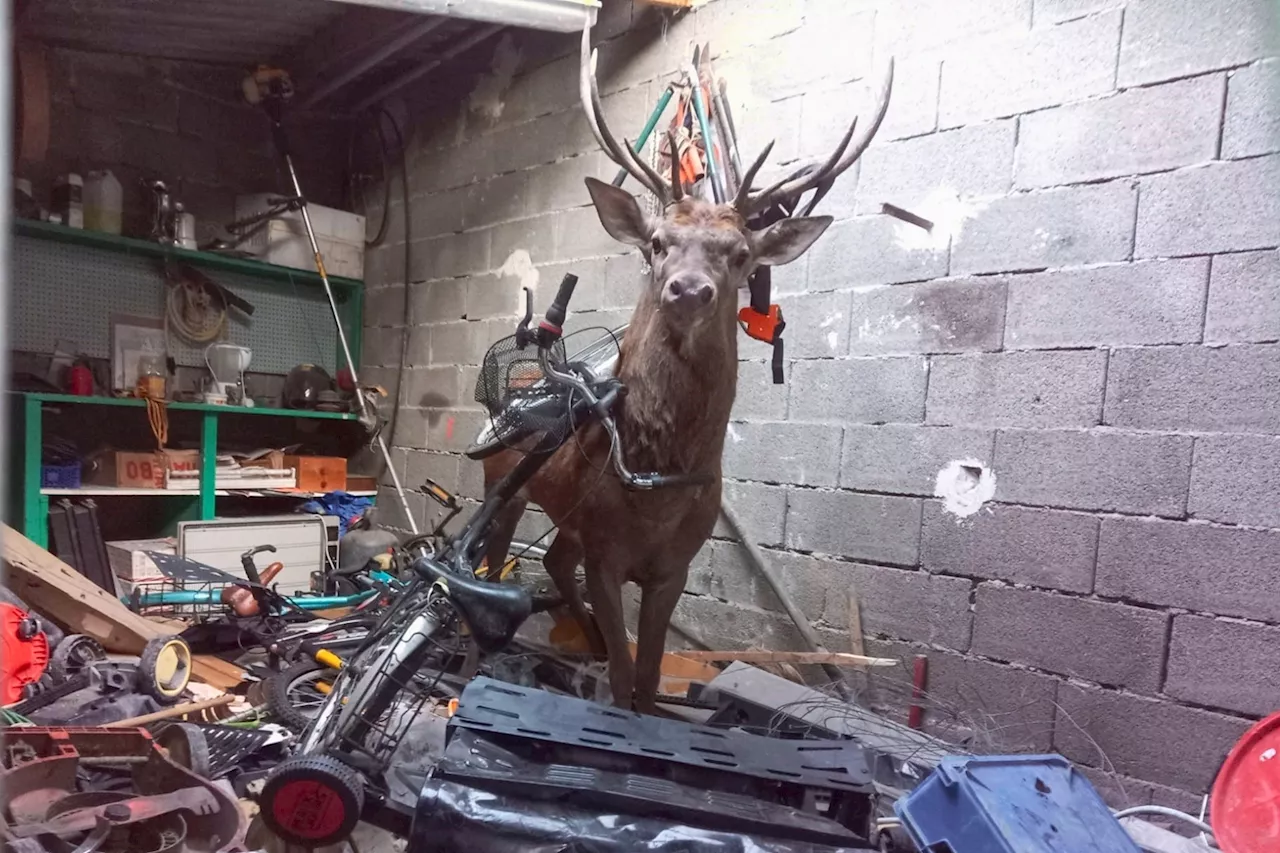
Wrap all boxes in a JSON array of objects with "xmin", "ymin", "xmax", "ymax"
[
  {"xmin": 177, "ymin": 515, "xmax": 337, "ymax": 596},
  {"xmin": 204, "ymin": 342, "xmax": 252, "ymax": 405},
  {"xmin": 233, "ymin": 195, "xmax": 366, "ymax": 279}
]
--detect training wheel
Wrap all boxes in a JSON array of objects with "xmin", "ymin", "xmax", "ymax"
[
  {"xmin": 260, "ymin": 754, "xmax": 365, "ymax": 848},
  {"xmin": 138, "ymin": 635, "xmax": 192, "ymax": 704}
]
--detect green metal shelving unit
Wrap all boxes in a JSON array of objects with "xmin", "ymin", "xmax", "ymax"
[{"xmin": 14, "ymin": 392, "xmax": 363, "ymax": 548}]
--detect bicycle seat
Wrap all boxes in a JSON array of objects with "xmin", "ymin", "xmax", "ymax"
[{"xmin": 413, "ymin": 557, "xmax": 531, "ymax": 653}]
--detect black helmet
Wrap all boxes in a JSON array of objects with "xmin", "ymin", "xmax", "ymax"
[{"xmin": 283, "ymin": 363, "xmax": 332, "ymax": 409}]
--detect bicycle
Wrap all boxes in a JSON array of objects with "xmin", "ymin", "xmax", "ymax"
[{"xmin": 257, "ymin": 275, "xmax": 694, "ymax": 847}]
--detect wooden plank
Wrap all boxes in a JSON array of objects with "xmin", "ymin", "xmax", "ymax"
[
  {"xmin": 3, "ymin": 523, "xmax": 245, "ymax": 687},
  {"xmin": 675, "ymin": 650, "xmax": 898, "ymax": 667}
]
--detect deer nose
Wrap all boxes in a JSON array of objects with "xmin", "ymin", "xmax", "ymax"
[{"xmin": 665, "ymin": 276, "xmax": 715, "ymax": 309}]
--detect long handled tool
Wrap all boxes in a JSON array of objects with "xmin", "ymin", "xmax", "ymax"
[{"xmin": 243, "ymin": 67, "xmax": 419, "ymax": 534}]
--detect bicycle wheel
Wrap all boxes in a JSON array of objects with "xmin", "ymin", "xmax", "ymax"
[{"xmin": 266, "ymin": 660, "xmax": 338, "ymax": 732}]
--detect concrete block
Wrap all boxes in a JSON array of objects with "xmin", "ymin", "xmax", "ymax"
[
  {"xmin": 1053, "ymin": 683, "xmax": 1251, "ymax": 792},
  {"xmin": 1137, "ymin": 155, "xmax": 1280, "ymax": 257},
  {"xmin": 466, "ymin": 171, "xmax": 529, "ymax": 230},
  {"xmin": 731, "ymin": 360, "xmax": 789, "ymax": 421},
  {"xmin": 973, "ymin": 585, "xmax": 1166, "ymax": 691},
  {"xmin": 177, "ymin": 94, "xmax": 262, "ymax": 150},
  {"xmin": 703, "ymin": 542, "xmax": 825, "ymax": 621},
  {"xmin": 500, "ymin": 54, "xmax": 579, "ymax": 126},
  {"xmin": 523, "ymin": 153, "xmax": 610, "ymax": 215},
  {"xmin": 389, "ymin": 407, "xmax": 429, "ymax": 452},
  {"xmin": 951, "ymin": 181, "xmax": 1137, "ymax": 275},
  {"xmin": 927, "ymin": 351, "xmax": 1106, "ymax": 428},
  {"xmin": 594, "ymin": 19, "xmax": 697, "ymax": 95},
  {"xmin": 671, "ymin": 595, "xmax": 803, "ymax": 653},
  {"xmin": 841, "ymin": 425, "xmax": 994, "ymax": 496},
  {"xmin": 405, "ymin": 450, "xmax": 461, "ymax": 497},
  {"xmin": 1104, "ymin": 344, "xmax": 1280, "ymax": 433},
  {"xmin": 404, "ymin": 366, "xmax": 462, "ymax": 410},
  {"xmin": 1224, "ymin": 60, "xmax": 1280, "ymax": 158},
  {"xmin": 411, "ymin": 279, "xmax": 467, "ymax": 325},
  {"xmin": 785, "ymin": 489, "xmax": 922, "ymax": 566},
  {"xmin": 1097, "ymin": 517, "xmax": 1280, "ymax": 622},
  {"xmin": 790, "ymin": 357, "xmax": 928, "ymax": 424},
  {"xmin": 534, "ymin": 258, "xmax": 606, "ymax": 312},
  {"xmin": 427, "ymin": 408, "xmax": 489, "ymax": 455},
  {"xmin": 939, "ymin": 11, "xmax": 1121, "ymax": 127},
  {"xmin": 555, "ymin": 205, "xmax": 626, "ymax": 261},
  {"xmin": 922, "ymin": 503, "xmax": 1098, "ymax": 593},
  {"xmin": 361, "ymin": 329, "xmax": 402, "ymax": 369},
  {"xmin": 995, "ymin": 429, "xmax": 1193, "ymax": 516},
  {"xmin": 428, "ymin": 321, "xmax": 471, "ymax": 366},
  {"xmin": 75, "ymin": 68, "xmax": 178, "ymax": 131},
  {"xmin": 466, "ymin": 271, "xmax": 527, "ymax": 320},
  {"xmin": 1004, "ymin": 259, "xmax": 1209, "ymax": 349},
  {"xmin": 120, "ymin": 124, "xmax": 217, "ymax": 185},
  {"xmin": 1166, "ymin": 615, "xmax": 1280, "ymax": 716},
  {"xmin": 364, "ymin": 285, "xmax": 407, "ymax": 329},
  {"xmin": 1032, "ymin": 0, "xmax": 1122, "ymax": 25},
  {"xmin": 921, "ymin": 648, "xmax": 1061, "ymax": 752},
  {"xmin": 731, "ymin": 95, "xmax": 802, "ymax": 170},
  {"xmin": 488, "ymin": 214, "xmax": 558, "ymax": 270},
  {"xmin": 465, "ymin": 319, "xmax": 515, "ymax": 367},
  {"xmin": 721, "ymin": 422, "xmax": 843, "ymax": 486},
  {"xmin": 411, "ymin": 229, "xmax": 492, "ymax": 281},
  {"xmin": 712, "ymin": 10, "xmax": 875, "ymax": 101},
  {"xmin": 849, "ymin": 279, "xmax": 1006, "ymax": 356},
  {"xmin": 1015, "ymin": 75, "xmax": 1223, "ymax": 188},
  {"xmin": 856, "ymin": 121, "xmax": 1015, "ymax": 216},
  {"xmin": 1205, "ymin": 250, "xmax": 1280, "ymax": 343},
  {"xmin": 776, "ymin": 290, "xmax": 852, "ymax": 358},
  {"xmin": 809, "ymin": 216, "xmax": 949, "ymax": 288},
  {"xmin": 413, "ymin": 185, "xmax": 472, "ymax": 239},
  {"xmin": 716, "ymin": 480, "xmax": 788, "ymax": 546},
  {"xmin": 602, "ymin": 252, "xmax": 645, "ymax": 308},
  {"xmin": 690, "ymin": 0, "xmax": 805, "ymax": 58},
  {"xmin": 1189, "ymin": 434, "xmax": 1280, "ymax": 528},
  {"xmin": 802, "ymin": 55, "xmax": 938, "ymax": 151},
  {"xmin": 1117, "ymin": 0, "xmax": 1279, "ymax": 86},
  {"xmin": 875, "ymin": 0, "xmax": 1031, "ymax": 57},
  {"xmin": 767, "ymin": 256, "xmax": 809, "ymax": 298},
  {"xmin": 823, "ymin": 563, "xmax": 974, "ymax": 650}
]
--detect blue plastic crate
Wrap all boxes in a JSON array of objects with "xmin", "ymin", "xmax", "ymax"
[
  {"xmin": 40, "ymin": 462, "xmax": 81, "ymax": 489},
  {"xmin": 894, "ymin": 754, "xmax": 1140, "ymax": 853}
]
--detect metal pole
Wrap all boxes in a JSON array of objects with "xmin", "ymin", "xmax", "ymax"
[
  {"xmin": 278, "ymin": 144, "xmax": 420, "ymax": 534},
  {"xmin": 720, "ymin": 500, "xmax": 853, "ymax": 700},
  {"xmin": 610, "ymin": 84, "xmax": 675, "ymax": 188}
]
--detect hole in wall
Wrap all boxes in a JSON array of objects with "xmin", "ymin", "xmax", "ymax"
[{"xmin": 934, "ymin": 458, "xmax": 996, "ymax": 519}]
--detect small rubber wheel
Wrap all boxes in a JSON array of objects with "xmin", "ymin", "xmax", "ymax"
[
  {"xmin": 260, "ymin": 754, "xmax": 364, "ymax": 848},
  {"xmin": 47, "ymin": 634, "xmax": 107, "ymax": 680},
  {"xmin": 265, "ymin": 660, "xmax": 338, "ymax": 732},
  {"xmin": 138, "ymin": 636, "xmax": 192, "ymax": 704},
  {"xmin": 156, "ymin": 722, "xmax": 213, "ymax": 778}
]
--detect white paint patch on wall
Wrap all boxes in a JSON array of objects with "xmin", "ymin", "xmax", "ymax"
[
  {"xmin": 894, "ymin": 187, "xmax": 986, "ymax": 252},
  {"xmin": 934, "ymin": 458, "xmax": 997, "ymax": 518},
  {"xmin": 497, "ymin": 249, "xmax": 540, "ymax": 292}
]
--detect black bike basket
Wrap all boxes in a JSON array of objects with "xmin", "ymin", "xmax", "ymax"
[{"xmin": 474, "ymin": 333, "xmax": 570, "ymax": 448}]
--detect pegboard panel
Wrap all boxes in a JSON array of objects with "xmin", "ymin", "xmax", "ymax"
[{"xmin": 12, "ymin": 235, "xmax": 339, "ymax": 375}]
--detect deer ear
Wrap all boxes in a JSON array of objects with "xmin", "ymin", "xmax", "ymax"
[
  {"xmin": 752, "ymin": 216, "xmax": 834, "ymax": 266},
  {"xmin": 585, "ymin": 177, "xmax": 652, "ymax": 248}
]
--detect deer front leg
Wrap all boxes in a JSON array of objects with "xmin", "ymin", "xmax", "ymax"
[
  {"xmin": 541, "ymin": 534, "xmax": 604, "ymax": 655},
  {"xmin": 633, "ymin": 571, "xmax": 686, "ymax": 714},
  {"xmin": 584, "ymin": 564, "xmax": 633, "ymax": 708}
]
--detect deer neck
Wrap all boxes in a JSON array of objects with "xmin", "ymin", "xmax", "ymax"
[{"xmin": 614, "ymin": 297, "xmax": 738, "ymax": 476}]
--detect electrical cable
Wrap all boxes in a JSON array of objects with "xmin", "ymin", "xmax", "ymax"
[
  {"xmin": 1112, "ymin": 805, "xmax": 1215, "ymax": 836},
  {"xmin": 375, "ymin": 108, "xmax": 413, "ymax": 478},
  {"xmin": 164, "ymin": 272, "xmax": 227, "ymax": 345}
]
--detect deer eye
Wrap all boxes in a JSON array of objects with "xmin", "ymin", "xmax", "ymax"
[
  {"xmin": 651, "ymin": 236, "xmax": 664, "ymax": 254},
  {"xmin": 732, "ymin": 247, "xmax": 750, "ymax": 266}
]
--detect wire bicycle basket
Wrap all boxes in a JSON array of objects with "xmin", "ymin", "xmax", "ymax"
[{"xmin": 474, "ymin": 332, "xmax": 571, "ymax": 448}]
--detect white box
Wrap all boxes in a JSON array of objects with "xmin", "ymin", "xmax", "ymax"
[
  {"xmin": 177, "ymin": 515, "xmax": 335, "ymax": 596},
  {"xmin": 106, "ymin": 537, "xmax": 176, "ymax": 583},
  {"xmin": 234, "ymin": 194, "xmax": 365, "ymax": 279}
]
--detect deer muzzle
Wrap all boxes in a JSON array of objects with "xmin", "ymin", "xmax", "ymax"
[{"xmin": 663, "ymin": 274, "xmax": 716, "ymax": 315}]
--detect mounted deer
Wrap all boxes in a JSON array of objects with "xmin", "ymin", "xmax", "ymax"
[{"xmin": 481, "ymin": 24, "xmax": 894, "ymax": 713}]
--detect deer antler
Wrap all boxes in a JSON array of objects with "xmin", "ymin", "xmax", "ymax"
[
  {"xmin": 580, "ymin": 22, "xmax": 671, "ymax": 203},
  {"xmin": 738, "ymin": 58, "xmax": 895, "ymax": 219}
]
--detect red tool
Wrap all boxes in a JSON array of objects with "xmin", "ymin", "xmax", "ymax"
[
  {"xmin": 67, "ymin": 360, "xmax": 93, "ymax": 396},
  {"xmin": 0, "ymin": 602, "xmax": 50, "ymax": 703}
]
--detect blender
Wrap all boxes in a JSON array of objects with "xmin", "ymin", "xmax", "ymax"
[{"xmin": 204, "ymin": 342, "xmax": 252, "ymax": 406}]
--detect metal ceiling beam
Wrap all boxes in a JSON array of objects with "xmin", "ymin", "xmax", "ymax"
[
  {"xmin": 348, "ymin": 22, "xmax": 503, "ymax": 115},
  {"xmin": 327, "ymin": 0, "xmax": 597, "ymax": 34},
  {"xmin": 298, "ymin": 15, "xmax": 447, "ymax": 109}
]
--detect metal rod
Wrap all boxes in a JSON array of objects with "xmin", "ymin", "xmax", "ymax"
[
  {"xmin": 720, "ymin": 501, "xmax": 853, "ymax": 699},
  {"xmin": 881, "ymin": 202, "xmax": 934, "ymax": 232},
  {"xmin": 279, "ymin": 144, "xmax": 420, "ymax": 534},
  {"xmin": 299, "ymin": 17, "xmax": 449, "ymax": 109},
  {"xmin": 907, "ymin": 654, "xmax": 928, "ymax": 729},
  {"xmin": 350, "ymin": 23, "xmax": 503, "ymax": 115},
  {"xmin": 687, "ymin": 64, "xmax": 722, "ymax": 203},
  {"xmin": 611, "ymin": 84, "xmax": 675, "ymax": 188}
]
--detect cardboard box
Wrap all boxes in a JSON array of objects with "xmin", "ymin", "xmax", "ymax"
[
  {"xmin": 284, "ymin": 455, "xmax": 347, "ymax": 493},
  {"xmin": 242, "ymin": 449, "xmax": 285, "ymax": 469},
  {"xmin": 108, "ymin": 450, "xmax": 200, "ymax": 489},
  {"xmin": 347, "ymin": 475, "xmax": 377, "ymax": 492},
  {"xmin": 106, "ymin": 537, "xmax": 176, "ymax": 582}
]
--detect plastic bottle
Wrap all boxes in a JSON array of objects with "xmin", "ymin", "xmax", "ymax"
[
  {"xmin": 52, "ymin": 173, "xmax": 84, "ymax": 229},
  {"xmin": 83, "ymin": 170, "xmax": 123, "ymax": 234}
]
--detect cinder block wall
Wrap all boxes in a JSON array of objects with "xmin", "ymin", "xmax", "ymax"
[{"xmin": 363, "ymin": 0, "xmax": 1280, "ymax": 809}]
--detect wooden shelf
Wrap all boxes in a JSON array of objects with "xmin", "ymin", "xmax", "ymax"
[
  {"xmin": 40, "ymin": 487, "xmax": 378, "ymax": 498},
  {"xmin": 13, "ymin": 218, "xmax": 362, "ymax": 296}
]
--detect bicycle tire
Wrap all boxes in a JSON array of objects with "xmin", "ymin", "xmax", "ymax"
[{"xmin": 266, "ymin": 660, "xmax": 338, "ymax": 733}]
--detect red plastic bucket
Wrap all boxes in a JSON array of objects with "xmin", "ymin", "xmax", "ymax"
[{"xmin": 1211, "ymin": 710, "xmax": 1280, "ymax": 853}]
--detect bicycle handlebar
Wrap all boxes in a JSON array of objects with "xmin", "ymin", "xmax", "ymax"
[{"xmin": 542, "ymin": 273, "xmax": 578, "ymax": 332}]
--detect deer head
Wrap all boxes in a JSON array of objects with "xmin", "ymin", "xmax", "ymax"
[{"xmin": 579, "ymin": 24, "xmax": 894, "ymax": 338}]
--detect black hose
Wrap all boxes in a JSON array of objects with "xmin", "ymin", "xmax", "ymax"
[{"xmin": 378, "ymin": 107, "xmax": 412, "ymax": 484}]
